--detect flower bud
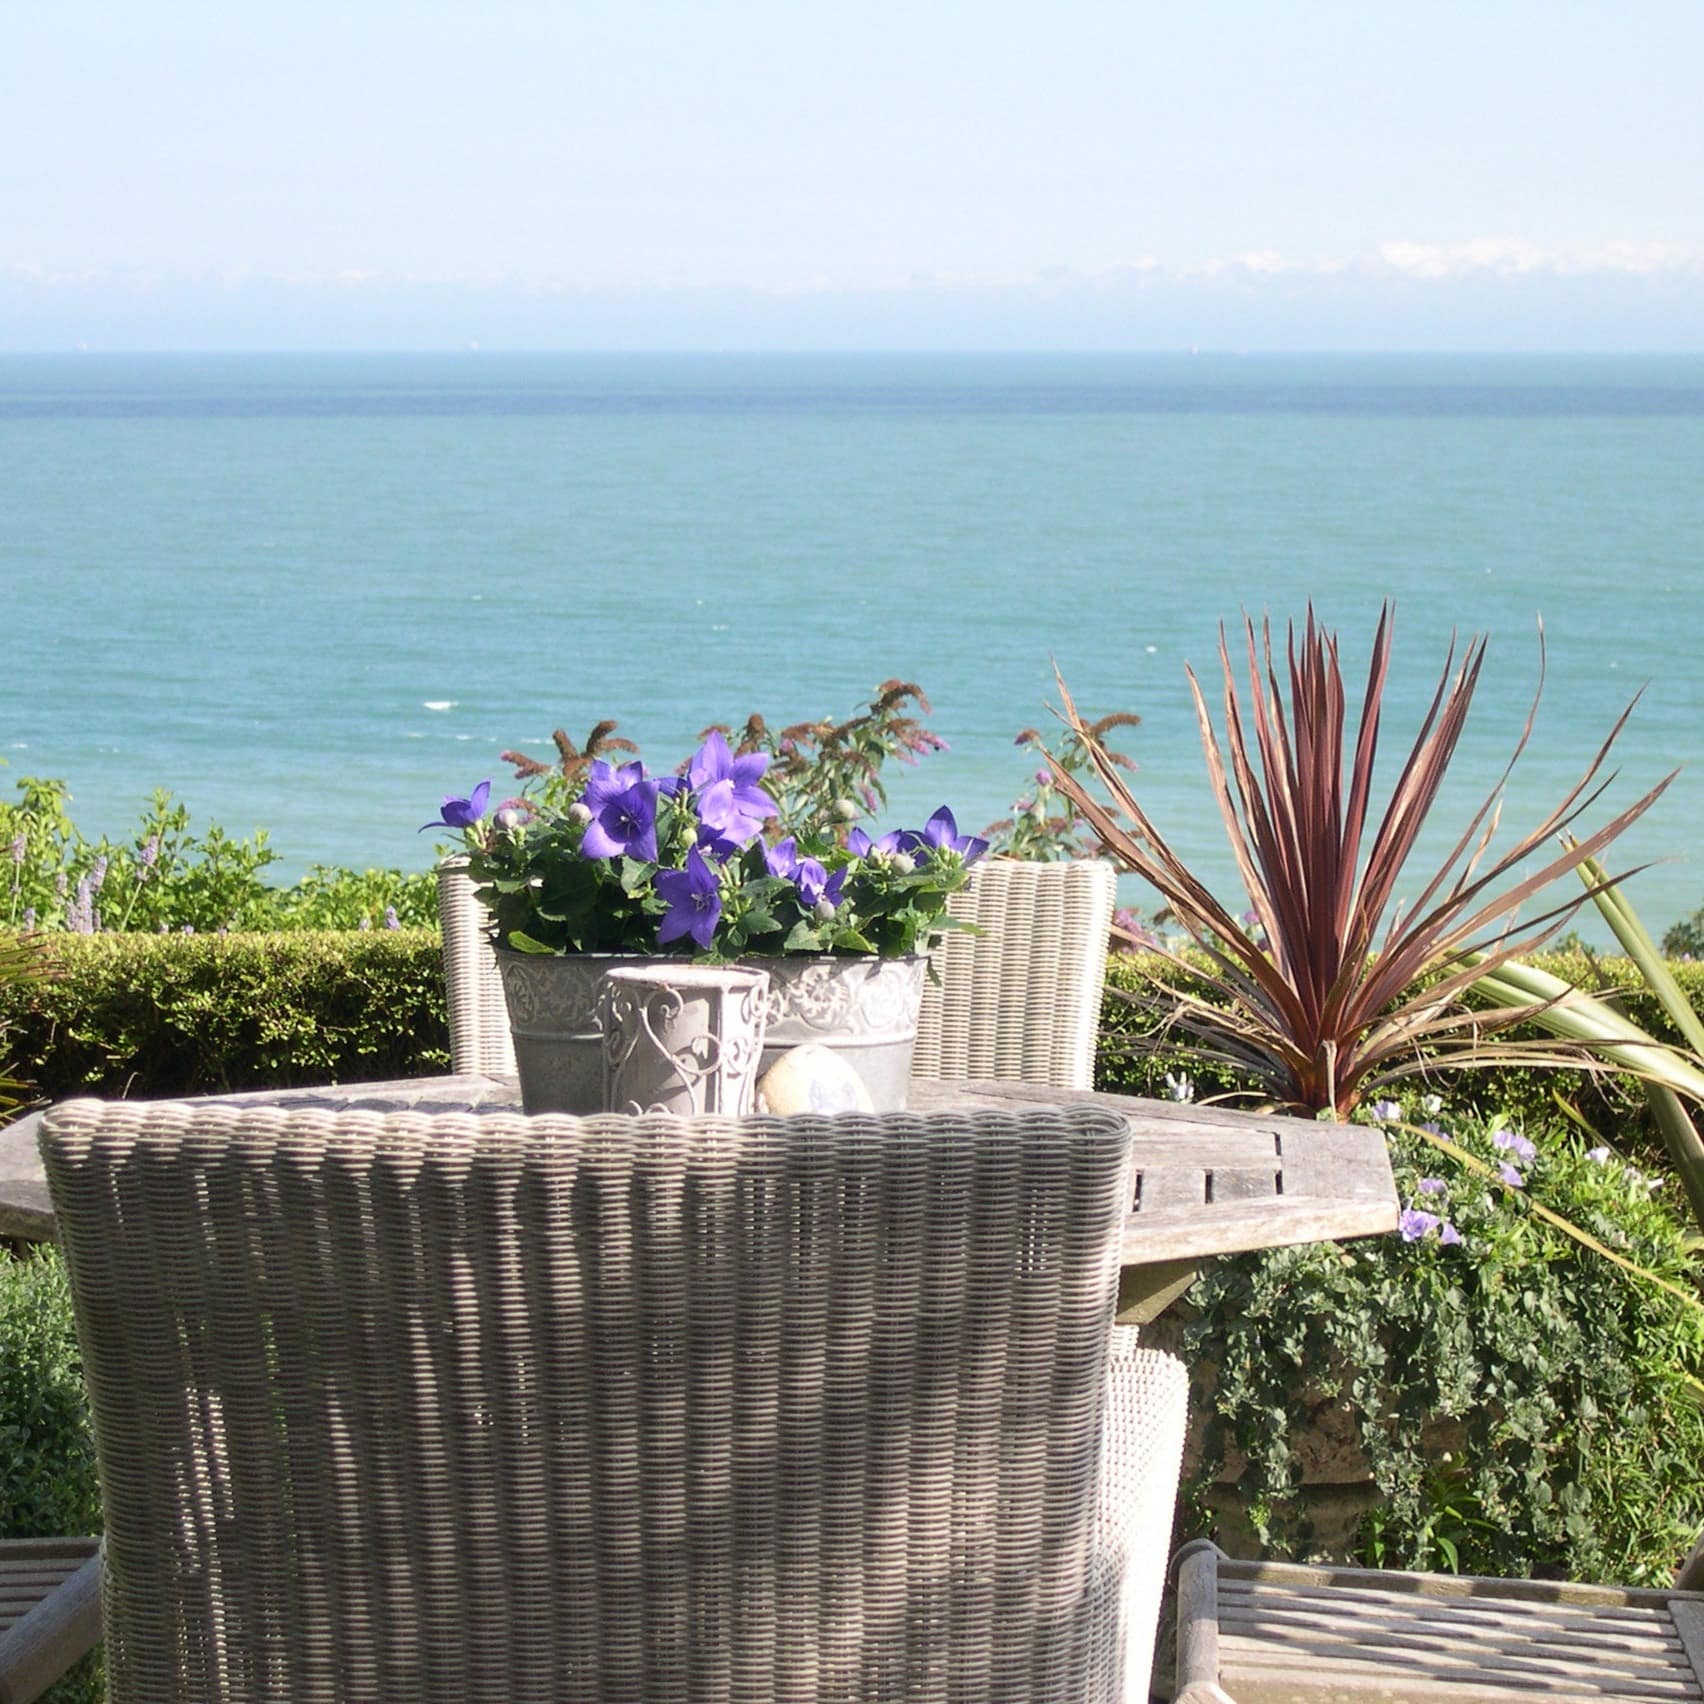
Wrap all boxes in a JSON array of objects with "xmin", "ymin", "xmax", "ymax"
[
  {"xmin": 813, "ymin": 898, "xmax": 838, "ymax": 922},
  {"xmin": 892, "ymin": 853, "xmax": 916, "ymax": 875},
  {"xmin": 494, "ymin": 807, "xmax": 524, "ymax": 832},
  {"xmin": 832, "ymin": 798, "xmax": 858, "ymax": 821},
  {"xmin": 567, "ymin": 802, "xmax": 593, "ymax": 827}
]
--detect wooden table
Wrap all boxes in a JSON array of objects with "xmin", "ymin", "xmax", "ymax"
[{"xmin": 0, "ymin": 1074, "xmax": 1398, "ymax": 1317}]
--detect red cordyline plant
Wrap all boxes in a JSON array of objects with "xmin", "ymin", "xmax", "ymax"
[{"xmin": 1049, "ymin": 607, "xmax": 1674, "ymax": 1118}]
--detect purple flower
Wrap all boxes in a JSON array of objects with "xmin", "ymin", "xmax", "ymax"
[
  {"xmin": 1369, "ymin": 1100, "xmax": 1402, "ymax": 1124},
  {"xmin": 795, "ymin": 858, "xmax": 846, "ymax": 912},
  {"xmin": 848, "ymin": 825, "xmax": 915, "ymax": 859},
  {"xmin": 140, "ymin": 834, "xmax": 160, "ymax": 871},
  {"xmin": 687, "ymin": 732, "xmax": 777, "ymax": 846},
  {"xmin": 920, "ymin": 806, "xmax": 988, "ymax": 864},
  {"xmin": 764, "ymin": 838, "xmax": 845, "ymax": 912},
  {"xmin": 1439, "ymin": 1222, "xmax": 1462, "ymax": 1246},
  {"xmin": 579, "ymin": 761, "xmax": 660, "ymax": 862},
  {"xmin": 383, "ymin": 906, "xmax": 400, "ymax": 930},
  {"xmin": 358, "ymin": 916, "xmax": 372, "ymax": 931},
  {"xmin": 1034, "ymin": 768, "xmax": 1053, "ymax": 787},
  {"xmin": 420, "ymin": 780, "xmax": 491, "ymax": 834},
  {"xmin": 1587, "ymin": 1146, "xmax": 1611, "ymax": 1164},
  {"xmin": 694, "ymin": 823, "xmax": 744, "ymax": 863},
  {"xmin": 1498, "ymin": 1163, "xmax": 1524, "ymax": 1189},
  {"xmin": 1417, "ymin": 1177, "xmax": 1447, "ymax": 1195},
  {"xmin": 8, "ymin": 832, "xmax": 24, "ymax": 866},
  {"xmin": 20, "ymin": 907, "xmax": 34, "ymax": 930},
  {"xmin": 1399, "ymin": 1208, "xmax": 1440, "ymax": 1242},
  {"xmin": 655, "ymin": 846, "xmax": 722, "ymax": 950},
  {"xmin": 1493, "ymin": 1129, "xmax": 1537, "ymax": 1162},
  {"xmin": 89, "ymin": 855, "xmax": 108, "ymax": 892}
]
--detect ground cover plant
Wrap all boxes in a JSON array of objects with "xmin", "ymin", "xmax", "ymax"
[{"xmin": 1179, "ymin": 1094, "xmax": 1704, "ymax": 1585}]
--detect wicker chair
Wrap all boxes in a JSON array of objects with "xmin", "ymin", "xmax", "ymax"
[
  {"xmin": 1170, "ymin": 1539, "xmax": 1704, "ymax": 1702},
  {"xmin": 911, "ymin": 856, "xmax": 1117, "ymax": 1091},
  {"xmin": 441, "ymin": 853, "xmax": 1117, "ymax": 1091},
  {"xmin": 42, "ymin": 1096, "xmax": 1190, "ymax": 1703},
  {"xmin": 438, "ymin": 855, "xmax": 516, "ymax": 1075}
]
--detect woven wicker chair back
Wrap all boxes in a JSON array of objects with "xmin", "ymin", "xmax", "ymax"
[
  {"xmin": 438, "ymin": 857, "xmax": 517, "ymax": 1076},
  {"xmin": 912, "ymin": 857, "xmax": 1116, "ymax": 1091},
  {"xmin": 43, "ymin": 1099, "xmax": 1143, "ymax": 1704}
]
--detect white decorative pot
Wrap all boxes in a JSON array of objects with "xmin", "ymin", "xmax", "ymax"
[
  {"xmin": 496, "ymin": 949, "xmax": 926, "ymax": 1115},
  {"xmin": 598, "ymin": 964, "xmax": 770, "ymax": 1117}
]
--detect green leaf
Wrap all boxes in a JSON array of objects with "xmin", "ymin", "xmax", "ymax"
[{"xmin": 505, "ymin": 930, "xmax": 557, "ymax": 955}]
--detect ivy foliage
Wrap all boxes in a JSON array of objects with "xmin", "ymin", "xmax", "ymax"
[{"xmin": 1182, "ymin": 1104, "xmax": 1704, "ymax": 1583}]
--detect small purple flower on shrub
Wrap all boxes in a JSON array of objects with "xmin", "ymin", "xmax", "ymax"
[
  {"xmin": 1399, "ymin": 1208, "xmax": 1439, "ymax": 1242},
  {"xmin": 1498, "ymin": 1163, "xmax": 1524, "ymax": 1188},
  {"xmin": 1493, "ymin": 1128, "xmax": 1536, "ymax": 1162}
]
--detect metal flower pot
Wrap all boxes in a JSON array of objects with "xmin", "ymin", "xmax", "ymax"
[{"xmin": 495, "ymin": 949, "xmax": 926, "ymax": 1115}]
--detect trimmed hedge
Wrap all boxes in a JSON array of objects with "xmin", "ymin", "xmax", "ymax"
[{"xmin": 1, "ymin": 931, "xmax": 450, "ymax": 1102}]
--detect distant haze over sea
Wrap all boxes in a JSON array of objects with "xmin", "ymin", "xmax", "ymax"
[{"xmin": 4, "ymin": 352, "xmax": 1701, "ymax": 942}]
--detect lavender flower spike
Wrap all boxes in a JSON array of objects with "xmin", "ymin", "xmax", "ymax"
[
  {"xmin": 580, "ymin": 761, "xmax": 661, "ymax": 862},
  {"xmin": 420, "ymin": 780, "xmax": 491, "ymax": 833},
  {"xmin": 656, "ymin": 847, "xmax": 723, "ymax": 950}
]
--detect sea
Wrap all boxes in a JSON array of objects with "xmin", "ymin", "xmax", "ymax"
[{"xmin": 3, "ymin": 352, "xmax": 1702, "ymax": 943}]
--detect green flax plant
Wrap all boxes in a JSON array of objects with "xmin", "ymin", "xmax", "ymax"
[
  {"xmin": 1049, "ymin": 607, "xmax": 1672, "ymax": 1118},
  {"xmin": 1475, "ymin": 850, "xmax": 1704, "ymax": 1232}
]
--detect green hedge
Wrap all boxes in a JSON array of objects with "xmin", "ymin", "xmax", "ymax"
[
  {"xmin": 1, "ymin": 931, "xmax": 449, "ymax": 1102},
  {"xmin": 0, "ymin": 1248, "xmax": 101, "ymax": 1703}
]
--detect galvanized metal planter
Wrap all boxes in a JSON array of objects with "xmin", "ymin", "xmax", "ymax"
[{"xmin": 496, "ymin": 949, "xmax": 925, "ymax": 1114}]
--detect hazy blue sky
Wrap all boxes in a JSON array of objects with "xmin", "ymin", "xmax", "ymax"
[{"xmin": 5, "ymin": 1, "xmax": 1703, "ymax": 349}]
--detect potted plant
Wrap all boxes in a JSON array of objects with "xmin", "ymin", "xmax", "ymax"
[{"xmin": 429, "ymin": 730, "xmax": 987, "ymax": 1112}]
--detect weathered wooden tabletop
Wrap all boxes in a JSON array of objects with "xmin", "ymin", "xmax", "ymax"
[{"xmin": 2, "ymin": 1072, "xmax": 1398, "ymax": 1277}]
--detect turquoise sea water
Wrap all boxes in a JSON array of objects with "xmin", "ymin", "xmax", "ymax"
[{"xmin": 3, "ymin": 352, "xmax": 1702, "ymax": 938}]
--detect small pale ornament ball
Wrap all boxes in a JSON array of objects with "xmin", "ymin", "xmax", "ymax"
[{"xmin": 756, "ymin": 1044, "xmax": 875, "ymax": 1115}]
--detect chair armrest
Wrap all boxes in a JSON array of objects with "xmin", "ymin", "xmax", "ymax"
[{"xmin": 0, "ymin": 1550, "xmax": 103, "ymax": 1704}]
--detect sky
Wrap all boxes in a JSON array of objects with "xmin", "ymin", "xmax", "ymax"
[{"xmin": 5, "ymin": 1, "xmax": 1704, "ymax": 350}]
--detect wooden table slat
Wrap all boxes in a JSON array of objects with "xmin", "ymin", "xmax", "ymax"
[{"xmin": 5, "ymin": 1073, "xmax": 1400, "ymax": 1271}]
